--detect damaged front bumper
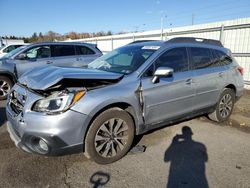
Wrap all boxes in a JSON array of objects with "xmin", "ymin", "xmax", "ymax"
[{"xmin": 6, "ymin": 84, "xmax": 91, "ymax": 156}]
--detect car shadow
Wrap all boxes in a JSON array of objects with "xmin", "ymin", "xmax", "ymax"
[
  {"xmin": 0, "ymin": 107, "xmax": 6, "ymax": 127},
  {"xmin": 164, "ymin": 126, "xmax": 209, "ymax": 188}
]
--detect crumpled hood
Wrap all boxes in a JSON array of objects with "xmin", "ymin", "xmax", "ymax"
[{"xmin": 18, "ymin": 66, "xmax": 123, "ymax": 90}]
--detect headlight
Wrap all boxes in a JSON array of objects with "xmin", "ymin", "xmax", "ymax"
[{"xmin": 32, "ymin": 90, "xmax": 85, "ymax": 114}]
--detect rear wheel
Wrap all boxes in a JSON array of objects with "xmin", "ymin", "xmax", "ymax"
[
  {"xmin": 84, "ymin": 108, "xmax": 134, "ymax": 164},
  {"xmin": 0, "ymin": 76, "xmax": 13, "ymax": 100},
  {"xmin": 208, "ymin": 88, "xmax": 235, "ymax": 122}
]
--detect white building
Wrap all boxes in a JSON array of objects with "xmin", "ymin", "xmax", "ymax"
[
  {"xmin": 0, "ymin": 38, "xmax": 24, "ymax": 47},
  {"xmin": 67, "ymin": 17, "xmax": 250, "ymax": 84}
]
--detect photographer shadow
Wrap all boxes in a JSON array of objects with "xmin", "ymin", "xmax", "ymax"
[
  {"xmin": 0, "ymin": 107, "xmax": 6, "ymax": 127},
  {"xmin": 164, "ymin": 126, "xmax": 208, "ymax": 188}
]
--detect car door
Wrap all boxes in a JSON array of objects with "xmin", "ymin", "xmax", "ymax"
[
  {"xmin": 15, "ymin": 45, "xmax": 51, "ymax": 77},
  {"xmin": 189, "ymin": 47, "xmax": 227, "ymax": 111},
  {"xmin": 50, "ymin": 44, "xmax": 78, "ymax": 67},
  {"xmin": 74, "ymin": 45, "xmax": 101, "ymax": 67},
  {"xmin": 141, "ymin": 47, "xmax": 195, "ymax": 126}
]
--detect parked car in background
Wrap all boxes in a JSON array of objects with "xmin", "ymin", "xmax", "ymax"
[
  {"xmin": 6, "ymin": 37, "xmax": 244, "ymax": 164},
  {"xmin": 0, "ymin": 42, "xmax": 102, "ymax": 99},
  {"xmin": 0, "ymin": 44, "xmax": 27, "ymax": 58}
]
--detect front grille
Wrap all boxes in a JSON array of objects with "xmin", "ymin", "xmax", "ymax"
[{"xmin": 9, "ymin": 91, "xmax": 26, "ymax": 116}]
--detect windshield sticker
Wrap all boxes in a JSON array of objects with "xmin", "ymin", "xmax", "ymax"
[{"xmin": 142, "ymin": 46, "xmax": 160, "ymax": 50}]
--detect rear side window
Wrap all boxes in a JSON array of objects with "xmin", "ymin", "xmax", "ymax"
[
  {"xmin": 14, "ymin": 45, "xmax": 23, "ymax": 49},
  {"xmin": 3, "ymin": 45, "xmax": 15, "ymax": 53},
  {"xmin": 76, "ymin": 45, "xmax": 95, "ymax": 55},
  {"xmin": 51, "ymin": 45, "xmax": 75, "ymax": 57},
  {"xmin": 155, "ymin": 47, "xmax": 189, "ymax": 72},
  {"xmin": 189, "ymin": 47, "xmax": 214, "ymax": 69},
  {"xmin": 212, "ymin": 49, "xmax": 232, "ymax": 66}
]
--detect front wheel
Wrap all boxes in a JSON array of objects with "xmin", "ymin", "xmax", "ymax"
[
  {"xmin": 208, "ymin": 88, "xmax": 235, "ymax": 122},
  {"xmin": 84, "ymin": 108, "xmax": 135, "ymax": 164},
  {"xmin": 0, "ymin": 76, "xmax": 13, "ymax": 100}
]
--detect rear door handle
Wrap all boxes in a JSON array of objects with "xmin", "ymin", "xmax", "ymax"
[
  {"xmin": 186, "ymin": 78, "xmax": 193, "ymax": 85},
  {"xmin": 219, "ymin": 72, "xmax": 224, "ymax": 77},
  {"xmin": 46, "ymin": 61, "xmax": 53, "ymax": 64}
]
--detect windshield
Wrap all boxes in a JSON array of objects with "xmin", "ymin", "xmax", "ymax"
[
  {"xmin": 2, "ymin": 45, "xmax": 27, "ymax": 59},
  {"xmin": 88, "ymin": 45, "xmax": 159, "ymax": 74}
]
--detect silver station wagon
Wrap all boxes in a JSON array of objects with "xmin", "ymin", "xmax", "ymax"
[
  {"xmin": 6, "ymin": 37, "xmax": 244, "ymax": 164},
  {"xmin": 0, "ymin": 42, "xmax": 102, "ymax": 100}
]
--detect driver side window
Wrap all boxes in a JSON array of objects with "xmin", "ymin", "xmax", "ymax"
[
  {"xmin": 24, "ymin": 46, "xmax": 51, "ymax": 60},
  {"xmin": 144, "ymin": 47, "xmax": 189, "ymax": 77},
  {"xmin": 155, "ymin": 47, "xmax": 188, "ymax": 72}
]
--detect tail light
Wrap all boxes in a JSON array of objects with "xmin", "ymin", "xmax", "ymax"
[{"xmin": 237, "ymin": 66, "xmax": 244, "ymax": 76}]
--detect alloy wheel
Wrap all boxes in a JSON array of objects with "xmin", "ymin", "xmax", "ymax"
[
  {"xmin": 94, "ymin": 118, "xmax": 129, "ymax": 158},
  {"xmin": 0, "ymin": 80, "xmax": 11, "ymax": 98},
  {"xmin": 219, "ymin": 93, "xmax": 233, "ymax": 118}
]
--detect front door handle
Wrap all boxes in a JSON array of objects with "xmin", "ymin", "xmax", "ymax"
[
  {"xmin": 186, "ymin": 78, "xmax": 193, "ymax": 85},
  {"xmin": 46, "ymin": 61, "xmax": 53, "ymax": 64}
]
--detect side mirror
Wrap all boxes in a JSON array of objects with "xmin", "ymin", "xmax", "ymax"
[
  {"xmin": 16, "ymin": 53, "xmax": 27, "ymax": 60},
  {"xmin": 152, "ymin": 67, "xmax": 173, "ymax": 83}
]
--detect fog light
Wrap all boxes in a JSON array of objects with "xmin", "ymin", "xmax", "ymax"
[{"xmin": 39, "ymin": 139, "xmax": 49, "ymax": 152}]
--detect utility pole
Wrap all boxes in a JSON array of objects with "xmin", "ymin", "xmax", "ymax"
[
  {"xmin": 192, "ymin": 14, "xmax": 195, "ymax": 25},
  {"xmin": 161, "ymin": 16, "xmax": 166, "ymax": 40},
  {"xmin": 161, "ymin": 17, "xmax": 164, "ymax": 40}
]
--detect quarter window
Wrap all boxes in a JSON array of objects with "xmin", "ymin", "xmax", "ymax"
[
  {"xmin": 51, "ymin": 45, "xmax": 75, "ymax": 57},
  {"xmin": 155, "ymin": 47, "xmax": 189, "ymax": 72},
  {"xmin": 189, "ymin": 47, "xmax": 213, "ymax": 69},
  {"xmin": 212, "ymin": 49, "xmax": 232, "ymax": 66},
  {"xmin": 76, "ymin": 46, "xmax": 95, "ymax": 55}
]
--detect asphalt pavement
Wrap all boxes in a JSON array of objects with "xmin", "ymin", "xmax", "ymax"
[{"xmin": 0, "ymin": 95, "xmax": 250, "ymax": 188}]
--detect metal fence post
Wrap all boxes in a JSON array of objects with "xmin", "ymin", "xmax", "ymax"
[
  {"xmin": 111, "ymin": 37, "xmax": 113, "ymax": 50},
  {"xmin": 219, "ymin": 24, "xmax": 225, "ymax": 45}
]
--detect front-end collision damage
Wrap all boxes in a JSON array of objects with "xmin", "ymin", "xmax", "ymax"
[
  {"xmin": 16, "ymin": 66, "xmax": 124, "ymax": 116},
  {"xmin": 18, "ymin": 77, "xmax": 122, "ymax": 115},
  {"xmin": 44, "ymin": 77, "xmax": 123, "ymax": 93},
  {"xmin": 135, "ymin": 81, "xmax": 145, "ymax": 122}
]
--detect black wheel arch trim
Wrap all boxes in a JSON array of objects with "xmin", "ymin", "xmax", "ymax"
[{"xmin": 0, "ymin": 71, "xmax": 17, "ymax": 83}]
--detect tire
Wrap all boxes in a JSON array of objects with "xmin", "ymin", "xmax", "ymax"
[
  {"xmin": 208, "ymin": 88, "xmax": 235, "ymax": 122},
  {"xmin": 0, "ymin": 76, "xmax": 13, "ymax": 100},
  {"xmin": 84, "ymin": 108, "xmax": 135, "ymax": 164}
]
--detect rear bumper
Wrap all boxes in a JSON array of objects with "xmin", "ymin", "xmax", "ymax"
[{"xmin": 236, "ymin": 86, "xmax": 244, "ymax": 102}]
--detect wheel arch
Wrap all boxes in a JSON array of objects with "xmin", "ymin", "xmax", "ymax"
[
  {"xmin": 0, "ymin": 71, "xmax": 17, "ymax": 84},
  {"xmin": 225, "ymin": 84, "xmax": 236, "ymax": 93},
  {"xmin": 82, "ymin": 102, "xmax": 141, "ymax": 150}
]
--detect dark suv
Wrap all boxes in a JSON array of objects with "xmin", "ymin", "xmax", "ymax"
[{"xmin": 0, "ymin": 42, "xmax": 102, "ymax": 99}]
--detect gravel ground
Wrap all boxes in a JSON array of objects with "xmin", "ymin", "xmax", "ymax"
[{"xmin": 0, "ymin": 90, "xmax": 249, "ymax": 188}]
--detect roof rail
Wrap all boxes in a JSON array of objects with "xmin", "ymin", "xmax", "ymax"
[
  {"xmin": 128, "ymin": 40, "xmax": 159, "ymax": 44},
  {"xmin": 167, "ymin": 37, "xmax": 223, "ymax": 47}
]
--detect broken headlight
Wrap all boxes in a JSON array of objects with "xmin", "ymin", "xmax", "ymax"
[{"xmin": 32, "ymin": 90, "xmax": 85, "ymax": 114}]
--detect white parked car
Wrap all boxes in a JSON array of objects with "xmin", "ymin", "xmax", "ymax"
[{"xmin": 0, "ymin": 44, "xmax": 27, "ymax": 58}]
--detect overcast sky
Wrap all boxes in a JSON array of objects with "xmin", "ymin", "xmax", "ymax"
[{"xmin": 1, "ymin": 0, "xmax": 250, "ymax": 37}]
